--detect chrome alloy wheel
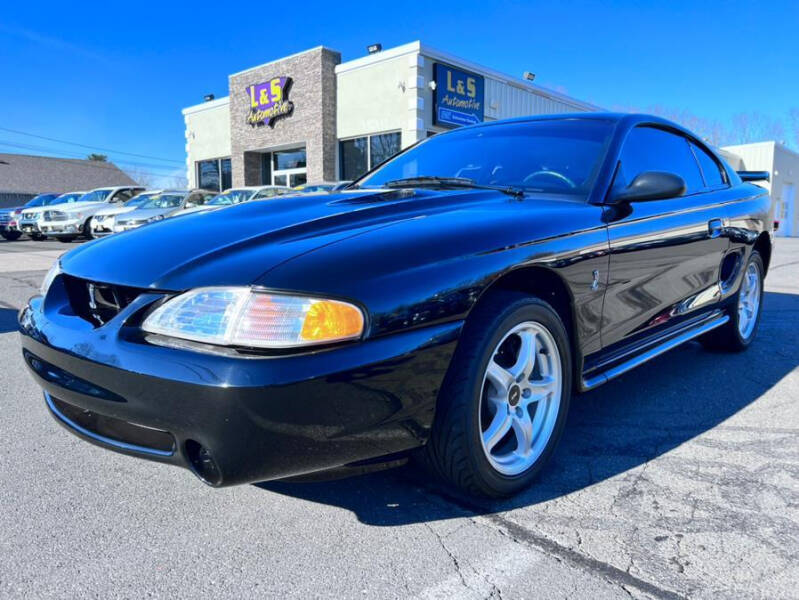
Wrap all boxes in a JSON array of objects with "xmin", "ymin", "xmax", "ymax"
[
  {"xmin": 737, "ymin": 261, "xmax": 762, "ymax": 339},
  {"xmin": 479, "ymin": 321, "xmax": 563, "ymax": 476}
]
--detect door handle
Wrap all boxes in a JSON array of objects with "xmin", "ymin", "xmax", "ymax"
[{"xmin": 708, "ymin": 218, "xmax": 723, "ymax": 238}]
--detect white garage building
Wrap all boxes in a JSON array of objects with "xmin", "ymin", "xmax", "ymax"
[{"xmin": 722, "ymin": 141, "xmax": 799, "ymax": 237}]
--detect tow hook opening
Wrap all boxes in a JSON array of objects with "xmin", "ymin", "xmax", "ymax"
[{"xmin": 185, "ymin": 439, "xmax": 223, "ymax": 486}]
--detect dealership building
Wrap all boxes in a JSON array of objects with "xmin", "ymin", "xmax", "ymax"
[{"xmin": 182, "ymin": 41, "xmax": 599, "ymax": 191}]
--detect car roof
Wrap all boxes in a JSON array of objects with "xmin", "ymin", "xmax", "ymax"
[
  {"xmin": 454, "ymin": 112, "xmax": 697, "ymax": 137},
  {"xmin": 57, "ymin": 190, "xmax": 89, "ymax": 196}
]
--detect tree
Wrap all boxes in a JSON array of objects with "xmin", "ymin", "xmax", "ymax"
[
  {"xmin": 87, "ymin": 153, "xmax": 108, "ymax": 161},
  {"xmin": 727, "ymin": 113, "xmax": 785, "ymax": 145}
]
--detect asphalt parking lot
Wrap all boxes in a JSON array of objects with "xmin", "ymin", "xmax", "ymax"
[{"xmin": 0, "ymin": 236, "xmax": 797, "ymax": 600}]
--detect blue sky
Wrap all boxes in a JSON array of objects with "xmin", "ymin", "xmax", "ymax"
[{"xmin": 1, "ymin": 0, "xmax": 798, "ymax": 186}]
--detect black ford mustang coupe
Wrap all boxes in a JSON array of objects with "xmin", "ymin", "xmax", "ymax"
[{"xmin": 20, "ymin": 114, "xmax": 772, "ymax": 497}]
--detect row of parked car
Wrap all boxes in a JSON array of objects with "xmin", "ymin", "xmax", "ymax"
[{"xmin": 0, "ymin": 181, "xmax": 349, "ymax": 243}]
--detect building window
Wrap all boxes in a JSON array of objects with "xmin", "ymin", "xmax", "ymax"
[
  {"xmin": 196, "ymin": 157, "xmax": 232, "ymax": 192},
  {"xmin": 220, "ymin": 158, "xmax": 232, "ymax": 191},
  {"xmin": 340, "ymin": 138, "xmax": 368, "ymax": 181},
  {"xmin": 339, "ymin": 131, "xmax": 401, "ymax": 180}
]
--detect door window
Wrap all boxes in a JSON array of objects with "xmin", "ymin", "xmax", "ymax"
[{"xmin": 615, "ymin": 127, "xmax": 704, "ymax": 196}]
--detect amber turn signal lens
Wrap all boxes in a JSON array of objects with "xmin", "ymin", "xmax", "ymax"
[{"xmin": 300, "ymin": 300, "xmax": 364, "ymax": 342}]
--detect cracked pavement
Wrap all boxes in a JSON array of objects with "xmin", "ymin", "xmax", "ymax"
[{"xmin": 0, "ymin": 237, "xmax": 797, "ymax": 599}]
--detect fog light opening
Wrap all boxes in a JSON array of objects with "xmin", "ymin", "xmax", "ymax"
[{"xmin": 185, "ymin": 439, "xmax": 222, "ymax": 486}]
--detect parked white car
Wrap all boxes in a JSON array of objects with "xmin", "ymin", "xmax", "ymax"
[
  {"xmin": 90, "ymin": 190, "xmax": 163, "ymax": 238},
  {"xmin": 18, "ymin": 191, "xmax": 88, "ymax": 241},
  {"xmin": 41, "ymin": 186, "xmax": 145, "ymax": 242}
]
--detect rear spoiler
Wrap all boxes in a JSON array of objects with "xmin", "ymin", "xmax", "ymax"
[{"xmin": 737, "ymin": 171, "xmax": 770, "ymax": 183}]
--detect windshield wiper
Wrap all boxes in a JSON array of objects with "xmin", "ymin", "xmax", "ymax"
[{"xmin": 382, "ymin": 176, "xmax": 523, "ymax": 198}]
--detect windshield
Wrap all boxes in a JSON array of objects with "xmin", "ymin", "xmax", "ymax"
[
  {"xmin": 49, "ymin": 193, "xmax": 83, "ymax": 205},
  {"xmin": 125, "ymin": 192, "xmax": 157, "ymax": 207},
  {"xmin": 358, "ymin": 119, "xmax": 614, "ymax": 196},
  {"xmin": 25, "ymin": 194, "xmax": 58, "ymax": 207},
  {"xmin": 139, "ymin": 194, "xmax": 184, "ymax": 209},
  {"xmin": 296, "ymin": 184, "xmax": 334, "ymax": 193},
  {"xmin": 208, "ymin": 190, "xmax": 253, "ymax": 206},
  {"xmin": 252, "ymin": 188, "xmax": 287, "ymax": 200},
  {"xmin": 78, "ymin": 189, "xmax": 113, "ymax": 204}
]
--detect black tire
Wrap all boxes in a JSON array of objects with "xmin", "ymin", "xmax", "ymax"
[
  {"xmin": 57, "ymin": 236, "xmax": 77, "ymax": 243},
  {"xmin": 1, "ymin": 231, "xmax": 22, "ymax": 241},
  {"xmin": 82, "ymin": 218, "xmax": 95, "ymax": 240},
  {"xmin": 701, "ymin": 250, "xmax": 765, "ymax": 352},
  {"xmin": 421, "ymin": 291, "xmax": 572, "ymax": 498},
  {"xmin": 29, "ymin": 233, "xmax": 46, "ymax": 241}
]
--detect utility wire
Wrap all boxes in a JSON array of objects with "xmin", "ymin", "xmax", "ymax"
[
  {"xmin": 0, "ymin": 126, "xmax": 185, "ymax": 165},
  {"xmin": 0, "ymin": 141, "xmax": 185, "ymax": 181},
  {"xmin": 0, "ymin": 140, "xmax": 184, "ymax": 174}
]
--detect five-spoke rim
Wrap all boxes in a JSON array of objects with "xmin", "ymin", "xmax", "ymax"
[
  {"xmin": 479, "ymin": 321, "xmax": 562, "ymax": 476},
  {"xmin": 737, "ymin": 262, "xmax": 761, "ymax": 339}
]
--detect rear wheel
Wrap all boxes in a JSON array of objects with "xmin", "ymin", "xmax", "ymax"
[
  {"xmin": 57, "ymin": 236, "xmax": 77, "ymax": 243},
  {"xmin": 422, "ymin": 292, "xmax": 572, "ymax": 498},
  {"xmin": 1, "ymin": 231, "xmax": 22, "ymax": 241},
  {"xmin": 701, "ymin": 250, "xmax": 764, "ymax": 352},
  {"xmin": 29, "ymin": 233, "xmax": 46, "ymax": 241}
]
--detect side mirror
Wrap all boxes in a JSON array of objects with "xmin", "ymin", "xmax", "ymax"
[
  {"xmin": 612, "ymin": 171, "xmax": 686, "ymax": 203},
  {"xmin": 184, "ymin": 201, "xmax": 195, "ymax": 208}
]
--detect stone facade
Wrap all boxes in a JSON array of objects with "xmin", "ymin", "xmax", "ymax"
[{"xmin": 229, "ymin": 47, "xmax": 341, "ymax": 186}]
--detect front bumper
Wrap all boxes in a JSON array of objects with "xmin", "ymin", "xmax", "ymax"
[
  {"xmin": 90, "ymin": 218, "xmax": 114, "ymax": 236},
  {"xmin": 19, "ymin": 291, "xmax": 460, "ymax": 486},
  {"xmin": 19, "ymin": 220, "xmax": 41, "ymax": 234},
  {"xmin": 42, "ymin": 219, "xmax": 82, "ymax": 236}
]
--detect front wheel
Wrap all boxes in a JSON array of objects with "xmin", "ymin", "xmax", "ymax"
[
  {"xmin": 57, "ymin": 236, "xmax": 78, "ymax": 243},
  {"xmin": 422, "ymin": 292, "xmax": 572, "ymax": 498},
  {"xmin": 701, "ymin": 250, "xmax": 764, "ymax": 352},
  {"xmin": 1, "ymin": 231, "xmax": 22, "ymax": 241},
  {"xmin": 82, "ymin": 219, "xmax": 95, "ymax": 240}
]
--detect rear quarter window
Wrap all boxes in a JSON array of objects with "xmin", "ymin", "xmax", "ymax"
[{"xmin": 690, "ymin": 142, "xmax": 726, "ymax": 188}]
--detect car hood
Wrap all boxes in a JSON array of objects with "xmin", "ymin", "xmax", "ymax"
[
  {"xmin": 117, "ymin": 207, "xmax": 175, "ymax": 222},
  {"xmin": 59, "ymin": 188, "xmax": 568, "ymax": 291},
  {"xmin": 55, "ymin": 201, "xmax": 106, "ymax": 214},
  {"xmin": 94, "ymin": 205, "xmax": 136, "ymax": 217}
]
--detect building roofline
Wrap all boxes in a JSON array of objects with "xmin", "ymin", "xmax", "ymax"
[
  {"xmin": 182, "ymin": 96, "xmax": 230, "ymax": 116},
  {"xmin": 724, "ymin": 140, "xmax": 799, "ymax": 160},
  {"xmin": 228, "ymin": 45, "xmax": 341, "ymax": 79},
  {"xmin": 335, "ymin": 40, "xmax": 602, "ymax": 112}
]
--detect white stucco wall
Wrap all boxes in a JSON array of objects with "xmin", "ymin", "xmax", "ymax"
[
  {"xmin": 182, "ymin": 97, "xmax": 231, "ymax": 187},
  {"xmin": 336, "ymin": 54, "xmax": 410, "ymax": 141}
]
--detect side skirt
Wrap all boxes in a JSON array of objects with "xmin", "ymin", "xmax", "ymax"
[{"xmin": 580, "ymin": 312, "xmax": 730, "ymax": 391}]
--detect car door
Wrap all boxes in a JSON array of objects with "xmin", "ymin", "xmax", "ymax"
[{"xmin": 600, "ymin": 125, "xmax": 730, "ymax": 354}]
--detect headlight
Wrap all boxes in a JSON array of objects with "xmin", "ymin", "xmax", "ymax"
[
  {"xmin": 40, "ymin": 261, "xmax": 61, "ymax": 296},
  {"xmin": 148, "ymin": 215, "xmax": 165, "ymax": 223},
  {"xmin": 95, "ymin": 215, "xmax": 105, "ymax": 222},
  {"xmin": 141, "ymin": 288, "xmax": 365, "ymax": 349}
]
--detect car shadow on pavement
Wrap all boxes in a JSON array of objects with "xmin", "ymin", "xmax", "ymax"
[
  {"xmin": 0, "ymin": 307, "xmax": 19, "ymax": 334},
  {"xmin": 257, "ymin": 291, "xmax": 799, "ymax": 526}
]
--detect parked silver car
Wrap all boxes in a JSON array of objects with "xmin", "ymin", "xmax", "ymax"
[
  {"xmin": 178, "ymin": 186, "xmax": 288, "ymax": 217},
  {"xmin": 89, "ymin": 190, "xmax": 163, "ymax": 237},
  {"xmin": 41, "ymin": 186, "xmax": 145, "ymax": 242},
  {"xmin": 114, "ymin": 190, "xmax": 217, "ymax": 233}
]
